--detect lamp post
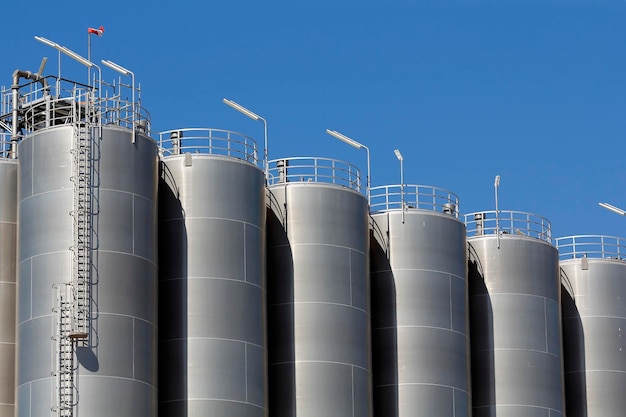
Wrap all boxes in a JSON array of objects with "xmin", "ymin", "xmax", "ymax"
[
  {"xmin": 394, "ymin": 149, "xmax": 404, "ymax": 223},
  {"xmin": 223, "ymin": 98, "xmax": 268, "ymax": 180},
  {"xmin": 599, "ymin": 202, "xmax": 626, "ymax": 216},
  {"xmin": 326, "ymin": 129, "xmax": 370, "ymax": 203},
  {"xmin": 102, "ymin": 60, "xmax": 135, "ymax": 143},
  {"xmin": 494, "ymin": 175, "xmax": 501, "ymax": 249}
]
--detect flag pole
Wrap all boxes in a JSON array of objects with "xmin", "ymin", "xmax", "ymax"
[{"xmin": 88, "ymin": 31, "xmax": 92, "ymax": 85}]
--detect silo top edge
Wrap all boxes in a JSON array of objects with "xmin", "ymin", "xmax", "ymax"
[
  {"xmin": 158, "ymin": 128, "xmax": 261, "ymax": 167},
  {"xmin": 556, "ymin": 235, "xmax": 626, "ymax": 262},
  {"xmin": 370, "ymin": 184, "xmax": 460, "ymax": 218},
  {"xmin": 464, "ymin": 210, "xmax": 552, "ymax": 243},
  {"xmin": 267, "ymin": 156, "xmax": 362, "ymax": 193}
]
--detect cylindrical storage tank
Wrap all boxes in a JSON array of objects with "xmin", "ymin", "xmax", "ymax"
[
  {"xmin": 369, "ymin": 185, "xmax": 471, "ymax": 417},
  {"xmin": 556, "ymin": 235, "xmax": 626, "ymax": 417},
  {"xmin": 0, "ymin": 136, "xmax": 17, "ymax": 417},
  {"xmin": 466, "ymin": 210, "xmax": 565, "ymax": 417},
  {"xmin": 266, "ymin": 157, "xmax": 371, "ymax": 417},
  {"xmin": 158, "ymin": 129, "xmax": 267, "ymax": 416},
  {"xmin": 16, "ymin": 125, "xmax": 158, "ymax": 416}
]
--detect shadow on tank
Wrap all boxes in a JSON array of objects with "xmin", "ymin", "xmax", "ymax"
[
  {"xmin": 157, "ymin": 162, "xmax": 189, "ymax": 416},
  {"xmin": 266, "ymin": 190, "xmax": 296, "ymax": 417},
  {"xmin": 467, "ymin": 242, "xmax": 496, "ymax": 415},
  {"xmin": 561, "ymin": 268, "xmax": 587, "ymax": 417},
  {"xmin": 370, "ymin": 219, "xmax": 399, "ymax": 417}
]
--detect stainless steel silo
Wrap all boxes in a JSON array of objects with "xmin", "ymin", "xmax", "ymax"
[
  {"xmin": 0, "ymin": 137, "xmax": 17, "ymax": 417},
  {"xmin": 557, "ymin": 235, "xmax": 626, "ymax": 417},
  {"xmin": 158, "ymin": 128, "xmax": 267, "ymax": 416},
  {"xmin": 266, "ymin": 157, "xmax": 372, "ymax": 417},
  {"xmin": 466, "ymin": 210, "xmax": 565, "ymax": 417},
  {"xmin": 16, "ymin": 82, "xmax": 158, "ymax": 416},
  {"xmin": 369, "ymin": 185, "xmax": 470, "ymax": 417}
]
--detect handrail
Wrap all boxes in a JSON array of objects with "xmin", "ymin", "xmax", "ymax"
[
  {"xmin": 464, "ymin": 210, "xmax": 552, "ymax": 243},
  {"xmin": 1, "ymin": 75, "xmax": 150, "ymax": 136},
  {"xmin": 370, "ymin": 184, "xmax": 460, "ymax": 217},
  {"xmin": 555, "ymin": 235, "xmax": 626, "ymax": 261},
  {"xmin": 0, "ymin": 132, "xmax": 12, "ymax": 158},
  {"xmin": 158, "ymin": 128, "xmax": 259, "ymax": 166},
  {"xmin": 267, "ymin": 157, "xmax": 361, "ymax": 192}
]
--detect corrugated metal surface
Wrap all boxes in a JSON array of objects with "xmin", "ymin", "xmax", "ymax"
[
  {"xmin": 0, "ymin": 159, "xmax": 17, "ymax": 417},
  {"xmin": 557, "ymin": 236, "xmax": 626, "ymax": 417},
  {"xmin": 266, "ymin": 157, "xmax": 371, "ymax": 417},
  {"xmin": 466, "ymin": 211, "xmax": 565, "ymax": 417},
  {"xmin": 16, "ymin": 126, "xmax": 158, "ymax": 416},
  {"xmin": 370, "ymin": 193, "xmax": 470, "ymax": 417},
  {"xmin": 158, "ymin": 128, "xmax": 267, "ymax": 416}
]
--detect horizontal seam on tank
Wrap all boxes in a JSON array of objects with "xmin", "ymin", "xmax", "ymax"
[
  {"xmin": 19, "ymin": 189, "xmax": 72, "ymax": 203},
  {"xmin": 0, "ymin": 341, "xmax": 15, "ymax": 345},
  {"xmin": 375, "ymin": 382, "xmax": 470, "ymax": 394},
  {"xmin": 58, "ymin": 374, "xmax": 157, "ymax": 388},
  {"xmin": 97, "ymin": 249, "xmax": 158, "ymax": 266},
  {"xmin": 373, "ymin": 325, "xmax": 467, "ymax": 336},
  {"xmin": 472, "ymin": 347, "xmax": 560, "ymax": 357},
  {"xmin": 290, "ymin": 243, "xmax": 367, "ymax": 256},
  {"xmin": 162, "ymin": 337, "xmax": 264, "ymax": 350},
  {"xmin": 160, "ymin": 276, "xmax": 264, "ymax": 290},
  {"xmin": 159, "ymin": 398, "xmax": 264, "ymax": 409},
  {"xmin": 160, "ymin": 216, "xmax": 264, "ymax": 231},
  {"xmin": 18, "ymin": 312, "xmax": 157, "ymax": 327},
  {"xmin": 0, "ymin": 281, "xmax": 15, "ymax": 285},
  {"xmin": 372, "ymin": 268, "xmax": 465, "ymax": 279},
  {"xmin": 269, "ymin": 301, "xmax": 369, "ymax": 314},
  {"xmin": 473, "ymin": 404, "xmax": 561, "ymax": 412},
  {"xmin": 19, "ymin": 250, "xmax": 71, "ymax": 263},
  {"xmin": 95, "ymin": 189, "xmax": 156, "ymax": 201},
  {"xmin": 469, "ymin": 293, "xmax": 556, "ymax": 301},
  {"xmin": 565, "ymin": 369, "xmax": 626, "ymax": 374},
  {"xmin": 0, "ymin": 220, "xmax": 16, "ymax": 225},
  {"xmin": 271, "ymin": 360, "xmax": 370, "ymax": 373},
  {"xmin": 572, "ymin": 314, "xmax": 626, "ymax": 319}
]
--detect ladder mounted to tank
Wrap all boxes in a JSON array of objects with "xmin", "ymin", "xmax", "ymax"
[{"xmin": 52, "ymin": 92, "xmax": 96, "ymax": 417}]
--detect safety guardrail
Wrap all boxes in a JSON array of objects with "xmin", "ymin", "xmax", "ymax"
[
  {"xmin": 0, "ymin": 133, "xmax": 12, "ymax": 158},
  {"xmin": 267, "ymin": 157, "xmax": 361, "ymax": 192},
  {"xmin": 158, "ymin": 128, "xmax": 259, "ymax": 165},
  {"xmin": 555, "ymin": 235, "xmax": 626, "ymax": 261},
  {"xmin": 370, "ymin": 184, "xmax": 459, "ymax": 217},
  {"xmin": 464, "ymin": 210, "xmax": 552, "ymax": 243}
]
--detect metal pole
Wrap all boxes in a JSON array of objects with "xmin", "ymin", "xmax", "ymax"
[{"xmin": 495, "ymin": 175, "xmax": 501, "ymax": 249}]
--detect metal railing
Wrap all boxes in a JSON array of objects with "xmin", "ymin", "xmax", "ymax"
[
  {"xmin": 267, "ymin": 157, "xmax": 361, "ymax": 192},
  {"xmin": 158, "ymin": 128, "xmax": 259, "ymax": 165},
  {"xmin": 370, "ymin": 184, "xmax": 460, "ymax": 217},
  {"xmin": 1, "ymin": 75, "xmax": 150, "ymax": 136},
  {"xmin": 464, "ymin": 210, "xmax": 552, "ymax": 243},
  {"xmin": 0, "ymin": 133, "xmax": 12, "ymax": 158},
  {"xmin": 555, "ymin": 235, "xmax": 626, "ymax": 261}
]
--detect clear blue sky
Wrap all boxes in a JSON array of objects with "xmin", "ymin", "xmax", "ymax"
[{"xmin": 2, "ymin": 1, "xmax": 625, "ymax": 239}]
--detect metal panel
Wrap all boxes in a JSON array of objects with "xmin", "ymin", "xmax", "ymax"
[
  {"xmin": 158, "ymin": 151, "xmax": 267, "ymax": 417},
  {"xmin": 467, "ymin": 221, "xmax": 564, "ymax": 417},
  {"xmin": 558, "ymin": 236, "xmax": 626, "ymax": 417},
  {"xmin": 0, "ymin": 160, "xmax": 16, "ymax": 417},
  {"xmin": 371, "ymin": 208, "xmax": 471, "ymax": 417},
  {"xmin": 267, "ymin": 177, "xmax": 371, "ymax": 417},
  {"xmin": 16, "ymin": 126, "xmax": 158, "ymax": 417}
]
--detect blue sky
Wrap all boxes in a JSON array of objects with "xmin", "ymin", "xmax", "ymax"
[{"xmin": 2, "ymin": 1, "xmax": 626, "ymax": 239}]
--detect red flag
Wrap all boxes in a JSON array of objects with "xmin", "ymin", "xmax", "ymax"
[{"xmin": 88, "ymin": 26, "xmax": 104, "ymax": 36}]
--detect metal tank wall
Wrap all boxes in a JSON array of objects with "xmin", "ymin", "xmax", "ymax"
[
  {"xmin": 557, "ymin": 235, "xmax": 626, "ymax": 417},
  {"xmin": 466, "ymin": 211, "xmax": 565, "ymax": 417},
  {"xmin": 0, "ymin": 147, "xmax": 17, "ymax": 417},
  {"xmin": 369, "ymin": 185, "xmax": 471, "ymax": 417},
  {"xmin": 158, "ymin": 129, "xmax": 267, "ymax": 416},
  {"xmin": 266, "ymin": 157, "xmax": 372, "ymax": 417},
  {"xmin": 16, "ymin": 125, "xmax": 158, "ymax": 416}
]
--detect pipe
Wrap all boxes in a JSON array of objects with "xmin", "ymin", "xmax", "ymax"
[{"xmin": 10, "ymin": 70, "xmax": 49, "ymax": 158}]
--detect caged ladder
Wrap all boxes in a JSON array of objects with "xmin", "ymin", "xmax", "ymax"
[{"xmin": 53, "ymin": 91, "xmax": 95, "ymax": 416}]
